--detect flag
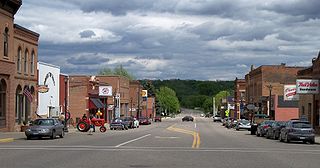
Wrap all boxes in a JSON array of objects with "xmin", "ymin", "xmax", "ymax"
[{"xmin": 23, "ymin": 88, "xmax": 33, "ymax": 102}]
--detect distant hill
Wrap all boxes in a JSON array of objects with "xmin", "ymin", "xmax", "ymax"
[{"xmin": 151, "ymin": 79, "xmax": 234, "ymax": 108}]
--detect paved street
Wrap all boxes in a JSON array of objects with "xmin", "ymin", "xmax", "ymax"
[{"xmin": 1, "ymin": 112, "xmax": 320, "ymax": 168}]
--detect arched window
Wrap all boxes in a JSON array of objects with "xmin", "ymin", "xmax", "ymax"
[
  {"xmin": 3, "ymin": 27, "xmax": 9, "ymax": 57},
  {"xmin": 17, "ymin": 47, "xmax": 22, "ymax": 72},
  {"xmin": 15, "ymin": 85, "xmax": 22, "ymax": 123},
  {"xmin": 0, "ymin": 79, "xmax": 7, "ymax": 127},
  {"xmin": 24, "ymin": 49, "xmax": 28, "ymax": 73},
  {"xmin": 30, "ymin": 51, "xmax": 35, "ymax": 74}
]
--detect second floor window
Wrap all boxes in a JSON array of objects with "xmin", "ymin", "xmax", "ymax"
[
  {"xmin": 3, "ymin": 28, "xmax": 9, "ymax": 57},
  {"xmin": 17, "ymin": 48, "xmax": 21, "ymax": 72},
  {"xmin": 30, "ymin": 51, "xmax": 35, "ymax": 75},
  {"xmin": 24, "ymin": 50, "xmax": 28, "ymax": 73}
]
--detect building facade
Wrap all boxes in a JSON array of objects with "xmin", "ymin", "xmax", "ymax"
[
  {"xmin": 297, "ymin": 53, "xmax": 320, "ymax": 133},
  {"xmin": 129, "ymin": 81, "xmax": 143, "ymax": 118},
  {"xmin": 245, "ymin": 64, "xmax": 304, "ymax": 120},
  {"xmin": 234, "ymin": 78, "xmax": 246, "ymax": 119},
  {"xmin": 0, "ymin": 0, "xmax": 39, "ymax": 131}
]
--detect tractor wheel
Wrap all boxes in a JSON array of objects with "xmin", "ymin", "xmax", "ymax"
[
  {"xmin": 100, "ymin": 126, "xmax": 107, "ymax": 132},
  {"xmin": 77, "ymin": 121, "xmax": 90, "ymax": 132}
]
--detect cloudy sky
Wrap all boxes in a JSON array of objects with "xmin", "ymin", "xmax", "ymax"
[{"xmin": 15, "ymin": 0, "xmax": 320, "ymax": 80}]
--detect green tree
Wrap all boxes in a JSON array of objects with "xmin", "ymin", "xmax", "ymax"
[
  {"xmin": 202, "ymin": 96, "xmax": 213, "ymax": 113},
  {"xmin": 156, "ymin": 87, "xmax": 180, "ymax": 115},
  {"xmin": 98, "ymin": 65, "xmax": 135, "ymax": 80},
  {"xmin": 214, "ymin": 90, "xmax": 231, "ymax": 109}
]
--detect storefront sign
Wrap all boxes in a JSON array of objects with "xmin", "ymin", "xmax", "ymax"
[
  {"xmin": 284, "ymin": 85, "xmax": 299, "ymax": 101},
  {"xmin": 296, "ymin": 79, "xmax": 319, "ymax": 94},
  {"xmin": 99, "ymin": 86, "xmax": 112, "ymax": 96}
]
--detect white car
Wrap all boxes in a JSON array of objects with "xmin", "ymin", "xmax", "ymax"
[{"xmin": 133, "ymin": 118, "xmax": 139, "ymax": 128}]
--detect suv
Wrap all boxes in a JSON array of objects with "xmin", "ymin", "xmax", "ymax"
[{"xmin": 250, "ymin": 114, "xmax": 270, "ymax": 135}]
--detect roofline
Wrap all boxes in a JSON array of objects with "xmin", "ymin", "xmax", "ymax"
[
  {"xmin": 38, "ymin": 61, "xmax": 60, "ymax": 69},
  {"xmin": 14, "ymin": 24, "xmax": 40, "ymax": 37}
]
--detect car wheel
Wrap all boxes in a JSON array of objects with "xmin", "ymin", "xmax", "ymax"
[
  {"xmin": 100, "ymin": 126, "xmax": 107, "ymax": 132},
  {"xmin": 236, "ymin": 128, "xmax": 239, "ymax": 131},
  {"xmin": 310, "ymin": 139, "xmax": 315, "ymax": 144},
  {"xmin": 26, "ymin": 136, "xmax": 31, "ymax": 140},
  {"xmin": 50, "ymin": 131, "xmax": 55, "ymax": 139},
  {"xmin": 279, "ymin": 133, "xmax": 283, "ymax": 142},
  {"xmin": 59, "ymin": 131, "xmax": 64, "ymax": 138},
  {"xmin": 285, "ymin": 134, "xmax": 290, "ymax": 143}
]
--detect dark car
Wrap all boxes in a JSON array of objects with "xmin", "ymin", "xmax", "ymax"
[
  {"xmin": 182, "ymin": 116, "xmax": 194, "ymax": 122},
  {"xmin": 279, "ymin": 120, "xmax": 315, "ymax": 144},
  {"xmin": 121, "ymin": 116, "xmax": 134, "ymax": 128},
  {"xmin": 110, "ymin": 118, "xmax": 128, "ymax": 130},
  {"xmin": 154, "ymin": 116, "xmax": 162, "ymax": 122},
  {"xmin": 139, "ymin": 117, "xmax": 151, "ymax": 125},
  {"xmin": 265, "ymin": 121, "xmax": 287, "ymax": 140},
  {"xmin": 256, "ymin": 120, "xmax": 275, "ymax": 137},
  {"xmin": 25, "ymin": 118, "xmax": 64, "ymax": 140},
  {"xmin": 250, "ymin": 114, "xmax": 270, "ymax": 135}
]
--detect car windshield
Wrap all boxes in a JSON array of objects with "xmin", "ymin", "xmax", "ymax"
[
  {"xmin": 240, "ymin": 120, "xmax": 249, "ymax": 124},
  {"xmin": 33, "ymin": 119, "xmax": 54, "ymax": 126},
  {"xmin": 292, "ymin": 122, "xmax": 312, "ymax": 128}
]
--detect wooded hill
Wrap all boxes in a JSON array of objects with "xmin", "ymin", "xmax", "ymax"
[{"xmin": 151, "ymin": 79, "xmax": 234, "ymax": 109}]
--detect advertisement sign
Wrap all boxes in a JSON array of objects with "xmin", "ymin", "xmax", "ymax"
[
  {"xmin": 284, "ymin": 85, "xmax": 299, "ymax": 101},
  {"xmin": 141, "ymin": 90, "xmax": 148, "ymax": 97},
  {"xmin": 296, "ymin": 79, "xmax": 319, "ymax": 94},
  {"xmin": 99, "ymin": 86, "xmax": 112, "ymax": 96}
]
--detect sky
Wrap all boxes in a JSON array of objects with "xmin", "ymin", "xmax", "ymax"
[{"xmin": 15, "ymin": 0, "xmax": 320, "ymax": 80}]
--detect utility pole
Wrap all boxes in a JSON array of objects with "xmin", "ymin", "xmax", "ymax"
[{"xmin": 266, "ymin": 84, "xmax": 273, "ymax": 119}]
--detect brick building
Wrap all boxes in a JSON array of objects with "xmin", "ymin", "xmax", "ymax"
[
  {"xmin": 234, "ymin": 78, "xmax": 246, "ymax": 119},
  {"xmin": 245, "ymin": 64, "xmax": 304, "ymax": 120},
  {"xmin": 141, "ymin": 97, "xmax": 156, "ymax": 119},
  {"xmin": 0, "ymin": 0, "xmax": 39, "ymax": 131},
  {"xmin": 297, "ymin": 53, "xmax": 320, "ymax": 133},
  {"xmin": 68, "ymin": 75, "xmax": 130, "ymax": 123},
  {"xmin": 129, "ymin": 81, "xmax": 143, "ymax": 118}
]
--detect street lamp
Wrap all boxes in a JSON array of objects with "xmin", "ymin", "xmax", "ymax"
[
  {"xmin": 64, "ymin": 75, "xmax": 69, "ymax": 132},
  {"xmin": 266, "ymin": 84, "xmax": 273, "ymax": 119}
]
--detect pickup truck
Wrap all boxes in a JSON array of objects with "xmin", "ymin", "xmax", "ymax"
[{"xmin": 250, "ymin": 114, "xmax": 270, "ymax": 135}]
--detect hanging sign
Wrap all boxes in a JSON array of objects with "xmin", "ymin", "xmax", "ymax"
[{"xmin": 99, "ymin": 86, "xmax": 112, "ymax": 96}]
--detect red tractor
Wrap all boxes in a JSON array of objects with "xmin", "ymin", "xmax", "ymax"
[{"xmin": 76, "ymin": 117, "xmax": 107, "ymax": 132}]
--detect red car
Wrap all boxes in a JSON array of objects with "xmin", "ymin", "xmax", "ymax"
[
  {"xmin": 154, "ymin": 116, "xmax": 162, "ymax": 122},
  {"xmin": 139, "ymin": 117, "xmax": 151, "ymax": 125}
]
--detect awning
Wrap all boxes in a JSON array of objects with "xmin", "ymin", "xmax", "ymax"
[{"xmin": 90, "ymin": 98, "xmax": 105, "ymax": 109}]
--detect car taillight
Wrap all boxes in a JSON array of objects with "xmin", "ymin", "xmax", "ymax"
[{"xmin": 263, "ymin": 125, "xmax": 269, "ymax": 129}]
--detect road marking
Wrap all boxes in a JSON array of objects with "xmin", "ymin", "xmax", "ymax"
[
  {"xmin": 0, "ymin": 138, "xmax": 14, "ymax": 143},
  {"xmin": 194, "ymin": 123, "xmax": 197, "ymax": 128},
  {"xmin": 167, "ymin": 125, "xmax": 200, "ymax": 149},
  {"xmin": 115, "ymin": 134, "xmax": 151, "ymax": 148},
  {"xmin": 155, "ymin": 136, "xmax": 180, "ymax": 139}
]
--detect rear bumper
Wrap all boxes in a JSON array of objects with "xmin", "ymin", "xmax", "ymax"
[{"xmin": 288, "ymin": 133, "xmax": 315, "ymax": 141}]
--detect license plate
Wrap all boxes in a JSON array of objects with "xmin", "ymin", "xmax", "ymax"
[{"xmin": 300, "ymin": 137, "xmax": 306, "ymax": 140}]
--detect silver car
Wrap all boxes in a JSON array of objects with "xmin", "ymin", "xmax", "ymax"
[
  {"xmin": 25, "ymin": 118, "xmax": 65, "ymax": 140},
  {"xmin": 235, "ymin": 119, "xmax": 251, "ymax": 131}
]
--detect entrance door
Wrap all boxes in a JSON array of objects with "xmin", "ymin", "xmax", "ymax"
[{"xmin": 0, "ymin": 79, "xmax": 6, "ymax": 127}]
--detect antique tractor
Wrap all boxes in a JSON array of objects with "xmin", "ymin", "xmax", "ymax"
[{"xmin": 76, "ymin": 117, "xmax": 107, "ymax": 132}]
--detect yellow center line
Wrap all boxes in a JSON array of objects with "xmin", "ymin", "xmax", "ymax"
[
  {"xmin": 166, "ymin": 124, "xmax": 200, "ymax": 149},
  {"xmin": 0, "ymin": 138, "xmax": 14, "ymax": 143}
]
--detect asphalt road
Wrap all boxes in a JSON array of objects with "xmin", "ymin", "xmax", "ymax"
[{"xmin": 1, "ymin": 111, "xmax": 320, "ymax": 168}]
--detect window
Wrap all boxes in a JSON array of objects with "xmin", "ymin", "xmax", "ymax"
[
  {"xmin": 0, "ymin": 80, "xmax": 6, "ymax": 127},
  {"xmin": 3, "ymin": 28, "xmax": 9, "ymax": 57},
  {"xmin": 24, "ymin": 50, "xmax": 28, "ymax": 73},
  {"xmin": 30, "ymin": 51, "xmax": 35, "ymax": 74},
  {"xmin": 17, "ymin": 48, "xmax": 22, "ymax": 72}
]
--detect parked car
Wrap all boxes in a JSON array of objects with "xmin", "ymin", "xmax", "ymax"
[
  {"xmin": 139, "ymin": 117, "xmax": 152, "ymax": 125},
  {"xmin": 265, "ymin": 121, "xmax": 287, "ymax": 139},
  {"xmin": 182, "ymin": 116, "xmax": 194, "ymax": 122},
  {"xmin": 110, "ymin": 118, "xmax": 128, "ymax": 130},
  {"xmin": 250, "ymin": 114, "xmax": 270, "ymax": 135},
  {"xmin": 213, "ymin": 115, "xmax": 222, "ymax": 122},
  {"xmin": 235, "ymin": 119, "xmax": 251, "ymax": 131},
  {"xmin": 25, "ymin": 118, "xmax": 64, "ymax": 140},
  {"xmin": 279, "ymin": 120, "xmax": 315, "ymax": 144},
  {"xmin": 121, "ymin": 116, "xmax": 135, "ymax": 128},
  {"xmin": 154, "ymin": 116, "xmax": 162, "ymax": 122},
  {"xmin": 256, "ymin": 120, "xmax": 275, "ymax": 137}
]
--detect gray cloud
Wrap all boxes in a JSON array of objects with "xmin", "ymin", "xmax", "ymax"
[
  {"xmin": 79, "ymin": 30, "xmax": 96, "ymax": 38},
  {"xmin": 14, "ymin": 0, "xmax": 320, "ymax": 80}
]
